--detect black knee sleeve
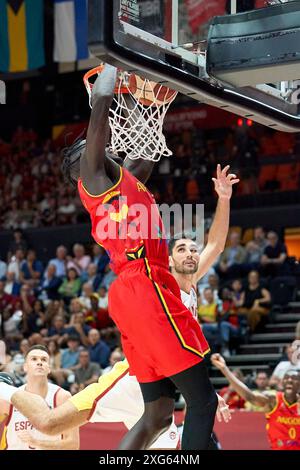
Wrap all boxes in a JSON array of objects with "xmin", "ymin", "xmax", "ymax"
[
  {"xmin": 182, "ymin": 391, "xmax": 218, "ymax": 450},
  {"xmin": 186, "ymin": 390, "xmax": 218, "ymax": 419}
]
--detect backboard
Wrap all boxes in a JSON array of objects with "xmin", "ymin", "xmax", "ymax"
[{"xmin": 88, "ymin": 0, "xmax": 300, "ymax": 132}]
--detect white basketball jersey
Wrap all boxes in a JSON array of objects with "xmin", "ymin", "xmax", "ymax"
[
  {"xmin": 4, "ymin": 383, "xmax": 62, "ymax": 450},
  {"xmin": 180, "ymin": 286, "xmax": 198, "ymax": 320},
  {"xmin": 89, "ymin": 372, "xmax": 179, "ymax": 449}
]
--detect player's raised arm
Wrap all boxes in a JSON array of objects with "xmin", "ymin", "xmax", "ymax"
[
  {"xmin": 211, "ymin": 354, "xmax": 274, "ymax": 411},
  {"xmin": 193, "ymin": 164, "xmax": 239, "ymax": 283},
  {"xmin": 86, "ymin": 64, "xmax": 117, "ymax": 171},
  {"xmin": 80, "ymin": 64, "xmax": 118, "ymax": 193},
  {"xmin": 61, "ymin": 64, "xmax": 119, "ymax": 191}
]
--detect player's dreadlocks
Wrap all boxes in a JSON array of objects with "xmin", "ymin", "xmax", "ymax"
[
  {"xmin": 61, "ymin": 132, "xmax": 124, "ymax": 187},
  {"xmin": 61, "ymin": 133, "xmax": 86, "ymax": 187}
]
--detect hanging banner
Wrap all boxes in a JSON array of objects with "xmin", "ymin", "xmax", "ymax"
[{"xmin": 54, "ymin": 0, "xmax": 89, "ymax": 63}]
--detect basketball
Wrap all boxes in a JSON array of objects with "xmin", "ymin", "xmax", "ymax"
[{"xmin": 128, "ymin": 74, "xmax": 177, "ymax": 106}]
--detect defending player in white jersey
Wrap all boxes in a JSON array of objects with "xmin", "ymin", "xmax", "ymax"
[
  {"xmin": 169, "ymin": 164, "xmax": 235, "ymax": 322},
  {"xmin": 0, "ymin": 345, "xmax": 79, "ymax": 450},
  {"xmin": 168, "ymin": 162, "xmax": 235, "ymax": 443}
]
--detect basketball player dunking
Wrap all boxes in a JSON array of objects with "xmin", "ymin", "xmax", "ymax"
[
  {"xmin": 0, "ymin": 110, "xmax": 233, "ymax": 451},
  {"xmin": 3, "ymin": 64, "xmax": 238, "ymax": 450},
  {"xmin": 62, "ymin": 63, "xmax": 239, "ymax": 450}
]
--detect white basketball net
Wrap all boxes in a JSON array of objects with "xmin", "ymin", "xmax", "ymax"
[{"xmin": 86, "ymin": 70, "xmax": 177, "ymax": 162}]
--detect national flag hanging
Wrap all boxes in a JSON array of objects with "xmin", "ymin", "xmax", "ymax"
[
  {"xmin": 184, "ymin": 0, "xmax": 226, "ymax": 34},
  {"xmin": 54, "ymin": 0, "xmax": 89, "ymax": 63},
  {"xmin": 0, "ymin": 0, "xmax": 44, "ymax": 72}
]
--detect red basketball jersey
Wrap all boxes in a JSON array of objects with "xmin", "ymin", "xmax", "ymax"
[
  {"xmin": 266, "ymin": 392, "xmax": 300, "ymax": 450},
  {"xmin": 78, "ymin": 167, "xmax": 169, "ymax": 274}
]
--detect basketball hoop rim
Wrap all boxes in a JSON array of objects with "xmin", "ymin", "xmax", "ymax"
[
  {"xmin": 83, "ymin": 65, "xmax": 130, "ymax": 95},
  {"xmin": 83, "ymin": 66, "xmax": 178, "ymax": 105},
  {"xmin": 83, "ymin": 66, "xmax": 178, "ymax": 162}
]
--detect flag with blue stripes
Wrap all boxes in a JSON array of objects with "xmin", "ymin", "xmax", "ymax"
[
  {"xmin": 0, "ymin": 0, "xmax": 44, "ymax": 72},
  {"xmin": 54, "ymin": 0, "xmax": 89, "ymax": 62}
]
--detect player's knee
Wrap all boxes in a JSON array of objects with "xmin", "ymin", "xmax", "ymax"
[
  {"xmin": 145, "ymin": 411, "xmax": 173, "ymax": 434},
  {"xmin": 154, "ymin": 413, "xmax": 173, "ymax": 432},
  {"xmin": 187, "ymin": 391, "xmax": 218, "ymax": 417}
]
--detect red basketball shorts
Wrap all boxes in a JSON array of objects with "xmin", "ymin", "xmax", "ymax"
[{"xmin": 108, "ymin": 259, "xmax": 210, "ymax": 383}]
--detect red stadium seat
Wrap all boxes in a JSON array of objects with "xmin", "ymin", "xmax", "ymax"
[{"xmin": 258, "ymin": 165, "xmax": 278, "ymax": 190}]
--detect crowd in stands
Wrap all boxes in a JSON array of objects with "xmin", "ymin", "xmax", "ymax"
[
  {"xmin": 195, "ymin": 225, "xmax": 297, "ymax": 356},
  {"xmin": 0, "ymin": 127, "xmax": 84, "ymax": 230},
  {"xmin": 153, "ymin": 122, "xmax": 300, "ymax": 205},
  {"xmin": 0, "ymin": 124, "xmax": 299, "ymax": 230},
  {"xmin": 0, "ymin": 229, "xmax": 122, "ymax": 393}
]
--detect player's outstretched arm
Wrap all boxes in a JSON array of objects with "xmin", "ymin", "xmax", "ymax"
[
  {"xmin": 211, "ymin": 354, "xmax": 274, "ymax": 411},
  {"xmin": 193, "ymin": 165, "xmax": 239, "ymax": 282},
  {"xmin": 11, "ymin": 390, "xmax": 89, "ymax": 435},
  {"xmin": 18, "ymin": 389, "xmax": 81, "ymax": 449},
  {"xmin": 6, "ymin": 360, "xmax": 131, "ymax": 435},
  {"xmin": 18, "ymin": 427, "xmax": 79, "ymax": 450},
  {"xmin": 81, "ymin": 64, "xmax": 118, "ymax": 192}
]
